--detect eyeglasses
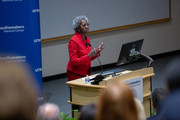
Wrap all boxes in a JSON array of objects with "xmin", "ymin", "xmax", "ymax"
[{"xmin": 80, "ymin": 23, "xmax": 89, "ymax": 28}]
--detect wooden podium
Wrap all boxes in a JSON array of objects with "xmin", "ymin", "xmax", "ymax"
[{"xmin": 66, "ymin": 67, "xmax": 154, "ymax": 119}]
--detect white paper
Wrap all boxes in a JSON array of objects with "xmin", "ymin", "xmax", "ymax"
[{"xmin": 123, "ymin": 76, "xmax": 143, "ymax": 102}]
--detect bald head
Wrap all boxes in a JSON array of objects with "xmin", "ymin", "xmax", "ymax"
[{"xmin": 37, "ymin": 103, "xmax": 60, "ymax": 120}]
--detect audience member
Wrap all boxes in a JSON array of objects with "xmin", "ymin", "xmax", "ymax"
[
  {"xmin": 37, "ymin": 103, "xmax": 60, "ymax": 120},
  {"xmin": 0, "ymin": 60, "xmax": 38, "ymax": 120},
  {"xmin": 134, "ymin": 98, "xmax": 146, "ymax": 120},
  {"xmin": 96, "ymin": 81, "xmax": 138, "ymax": 120},
  {"xmin": 146, "ymin": 88, "xmax": 168, "ymax": 120},
  {"xmin": 165, "ymin": 57, "xmax": 180, "ymax": 91},
  {"xmin": 158, "ymin": 57, "xmax": 180, "ymax": 120},
  {"xmin": 79, "ymin": 103, "xmax": 96, "ymax": 120}
]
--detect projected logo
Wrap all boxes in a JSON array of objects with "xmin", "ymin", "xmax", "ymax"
[{"xmin": 0, "ymin": 26, "xmax": 24, "ymax": 33}]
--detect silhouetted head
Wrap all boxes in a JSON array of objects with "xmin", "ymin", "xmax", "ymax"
[
  {"xmin": 151, "ymin": 88, "xmax": 168, "ymax": 112},
  {"xmin": 96, "ymin": 81, "xmax": 138, "ymax": 120},
  {"xmin": 0, "ymin": 60, "xmax": 38, "ymax": 120},
  {"xmin": 79, "ymin": 103, "xmax": 96, "ymax": 120},
  {"xmin": 165, "ymin": 57, "xmax": 180, "ymax": 91},
  {"xmin": 37, "ymin": 103, "xmax": 60, "ymax": 120}
]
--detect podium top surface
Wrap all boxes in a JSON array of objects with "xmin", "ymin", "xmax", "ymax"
[{"xmin": 66, "ymin": 67, "xmax": 154, "ymax": 88}]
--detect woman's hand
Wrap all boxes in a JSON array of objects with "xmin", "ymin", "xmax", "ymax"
[
  {"xmin": 88, "ymin": 42, "xmax": 104, "ymax": 58},
  {"xmin": 88, "ymin": 48, "xmax": 97, "ymax": 58},
  {"xmin": 97, "ymin": 42, "xmax": 104, "ymax": 54}
]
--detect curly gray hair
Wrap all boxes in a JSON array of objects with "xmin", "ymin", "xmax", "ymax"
[{"xmin": 72, "ymin": 15, "xmax": 89, "ymax": 32}]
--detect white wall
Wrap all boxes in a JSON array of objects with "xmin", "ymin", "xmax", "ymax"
[
  {"xmin": 41, "ymin": 0, "xmax": 180, "ymax": 77},
  {"xmin": 39, "ymin": 0, "xmax": 169, "ymax": 39}
]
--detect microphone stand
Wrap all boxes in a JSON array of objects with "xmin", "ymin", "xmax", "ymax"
[
  {"xmin": 87, "ymin": 43, "xmax": 104, "ymax": 84},
  {"xmin": 86, "ymin": 43, "xmax": 103, "ymax": 74},
  {"xmin": 94, "ymin": 52, "xmax": 103, "ymax": 74}
]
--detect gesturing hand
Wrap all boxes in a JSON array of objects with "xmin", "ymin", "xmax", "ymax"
[{"xmin": 97, "ymin": 42, "xmax": 104, "ymax": 54}]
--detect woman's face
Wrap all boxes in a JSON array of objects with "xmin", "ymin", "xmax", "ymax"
[{"xmin": 78, "ymin": 20, "xmax": 89, "ymax": 35}]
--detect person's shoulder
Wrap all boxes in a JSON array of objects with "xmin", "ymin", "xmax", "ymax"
[
  {"xmin": 86, "ymin": 36, "xmax": 90, "ymax": 40},
  {"xmin": 158, "ymin": 90, "xmax": 180, "ymax": 120},
  {"xmin": 69, "ymin": 35, "xmax": 79, "ymax": 46},
  {"xmin": 164, "ymin": 90, "xmax": 180, "ymax": 103},
  {"xmin": 70, "ymin": 34, "xmax": 80, "ymax": 43}
]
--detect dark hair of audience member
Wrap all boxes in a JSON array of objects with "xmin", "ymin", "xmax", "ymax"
[
  {"xmin": 165, "ymin": 57, "xmax": 180, "ymax": 91},
  {"xmin": 0, "ymin": 60, "xmax": 38, "ymax": 120},
  {"xmin": 79, "ymin": 103, "xmax": 96, "ymax": 120},
  {"xmin": 96, "ymin": 81, "xmax": 138, "ymax": 120},
  {"xmin": 157, "ymin": 57, "xmax": 180, "ymax": 120},
  {"xmin": 151, "ymin": 88, "xmax": 168, "ymax": 112}
]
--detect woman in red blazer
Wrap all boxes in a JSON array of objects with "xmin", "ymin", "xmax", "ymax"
[{"xmin": 67, "ymin": 15, "xmax": 104, "ymax": 81}]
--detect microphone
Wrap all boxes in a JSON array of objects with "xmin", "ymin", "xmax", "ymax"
[
  {"xmin": 86, "ymin": 43, "xmax": 91, "ymax": 47},
  {"xmin": 86, "ymin": 43, "xmax": 104, "ymax": 84},
  {"xmin": 86, "ymin": 43, "xmax": 103, "ymax": 74}
]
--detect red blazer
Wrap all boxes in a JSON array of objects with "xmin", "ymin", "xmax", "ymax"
[{"xmin": 67, "ymin": 32, "xmax": 99, "ymax": 76}]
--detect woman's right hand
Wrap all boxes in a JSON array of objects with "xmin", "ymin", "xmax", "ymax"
[{"xmin": 88, "ymin": 48, "xmax": 97, "ymax": 58}]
